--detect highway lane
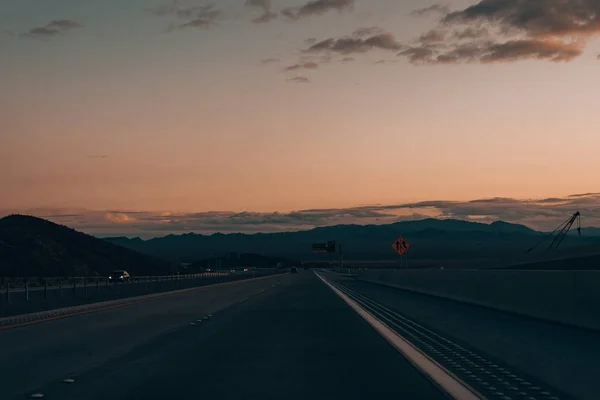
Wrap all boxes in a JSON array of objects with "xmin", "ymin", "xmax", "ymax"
[
  {"xmin": 1, "ymin": 270, "xmax": 449, "ymax": 400},
  {"xmin": 0, "ymin": 273, "xmax": 285, "ymax": 399},
  {"xmin": 328, "ymin": 274, "xmax": 600, "ymax": 400}
]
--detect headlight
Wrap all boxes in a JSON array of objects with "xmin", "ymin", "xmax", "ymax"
[{"xmin": 120, "ymin": 276, "xmax": 124, "ymax": 278}]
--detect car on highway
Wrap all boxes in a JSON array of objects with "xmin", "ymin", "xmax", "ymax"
[
  {"xmin": 290, "ymin": 267, "xmax": 298, "ymax": 273},
  {"xmin": 109, "ymin": 270, "xmax": 130, "ymax": 282}
]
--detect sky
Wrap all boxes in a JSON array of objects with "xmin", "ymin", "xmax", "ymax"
[{"xmin": 2, "ymin": 0, "xmax": 600, "ymax": 236}]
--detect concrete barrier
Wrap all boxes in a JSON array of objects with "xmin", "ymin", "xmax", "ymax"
[{"xmin": 357, "ymin": 269, "xmax": 600, "ymax": 332}]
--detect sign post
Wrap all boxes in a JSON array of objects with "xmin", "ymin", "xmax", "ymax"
[{"xmin": 392, "ymin": 236, "xmax": 410, "ymax": 269}]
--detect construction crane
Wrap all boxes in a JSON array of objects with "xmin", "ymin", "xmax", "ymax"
[{"xmin": 525, "ymin": 211, "xmax": 581, "ymax": 254}]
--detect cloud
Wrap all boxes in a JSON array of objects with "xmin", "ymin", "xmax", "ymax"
[
  {"xmin": 282, "ymin": 0, "xmax": 354, "ymax": 20},
  {"xmin": 399, "ymin": 39, "xmax": 583, "ymax": 64},
  {"xmin": 88, "ymin": 155, "xmax": 108, "ymax": 159},
  {"xmin": 284, "ymin": 61, "xmax": 319, "ymax": 70},
  {"xmin": 23, "ymin": 20, "xmax": 83, "ymax": 38},
  {"xmin": 146, "ymin": 2, "xmax": 221, "ymax": 30},
  {"xmin": 286, "ymin": 76, "xmax": 310, "ymax": 83},
  {"xmin": 4, "ymin": 193, "xmax": 600, "ymax": 237},
  {"xmin": 410, "ymin": 4, "xmax": 450, "ymax": 17},
  {"xmin": 261, "ymin": 57, "xmax": 280, "ymax": 64},
  {"xmin": 352, "ymin": 27, "xmax": 386, "ymax": 37},
  {"xmin": 418, "ymin": 29, "xmax": 447, "ymax": 44},
  {"xmin": 442, "ymin": 0, "xmax": 600, "ymax": 37},
  {"xmin": 307, "ymin": 32, "xmax": 403, "ymax": 54},
  {"xmin": 405, "ymin": 0, "xmax": 600, "ymax": 64},
  {"xmin": 253, "ymin": 11, "xmax": 279, "ymax": 23},
  {"xmin": 245, "ymin": 0, "xmax": 278, "ymax": 23},
  {"xmin": 245, "ymin": 0, "xmax": 271, "ymax": 12},
  {"xmin": 175, "ymin": 5, "xmax": 221, "ymax": 30}
]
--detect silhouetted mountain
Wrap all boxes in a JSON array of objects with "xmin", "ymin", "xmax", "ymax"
[
  {"xmin": 104, "ymin": 218, "xmax": 600, "ymax": 263},
  {"xmin": 0, "ymin": 215, "xmax": 171, "ymax": 278}
]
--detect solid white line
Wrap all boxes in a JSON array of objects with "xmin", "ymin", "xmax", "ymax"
[{"xmin": 315, "ymin": 272, "xmax": 484, "ymax": 400}]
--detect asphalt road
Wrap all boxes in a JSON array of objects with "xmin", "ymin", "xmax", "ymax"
[
  {"xmin": 330, "ymin": 274, "xmax": 600, "ymax": 400},
  {"xmin": 0, "ymin": 270, "xmax": 449, "ymax": 400}
]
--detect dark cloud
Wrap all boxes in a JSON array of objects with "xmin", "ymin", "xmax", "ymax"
[
  {"xmin": 407, "ymin": 0, "xmax": 600, "ymax": 64},
  {"xmin": 399, "ymin": 39, "xmax": 582, "ymax": 64},
  {"xmin": 284, "ymin": 61, "xmax": 319, "ymax": 70},
  {"xmin": 352, "ymin": 27, "xmax": 385, "ymax": 37},
  {"xmin": 286, "ymin": 76, "xmax": 310, "ymax": 83},
  {"xmin": 147, "ymin": 2, "xmax": 221, "ymax": 30},
  {"xmin": 24, "ymin": 20, "xmax": 82, "ymax": 38},
  {"xmin": 176, "ymin": 6, "xmax": 221, "ymax": 30},
  {"xmin": 282, "ymin": 0, "xmax": 354, "ymax": 20},
  {"xmin": 307, "ymin": 33, "xmax": 403, "ymax": 54},
  {"xmin": 245, "ymin": 0, "xmax": 278, "ymax": 23},
  {"xmin": 442, "ymin": 0, "xmax": 600, "ymax": 37},
  {"xmin": 419, "ymin": 29, "xmax": 447, "ymax": 44},
  {"xmin": 410, "ymin": 4, "xmax": 450, "ymax": 17},
  {"xmin": 452, "ymin": 27, "xmax": 490, "ymax": 40},
  {"xmin": 6, "ymin": 193, "xmax": 600, "ymax": 237},
  {"xmin": 245, "ymin": 0, "xmax": 271, "ymax": 12},
  {"xmin": 261, "ymin": 57, "xmax": 280, "ymax": 64},
  {"xmin": 253, "ymin": 11, "xmax": 278, "ymax": 23}
]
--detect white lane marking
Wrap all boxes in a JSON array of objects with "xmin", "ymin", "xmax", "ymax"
[
  {"xmin": 315, "ymin": 272, "xmax": 484, "ymax": 400},
  {"xmin": 62, "ymin": 378, "xmax": 75, "ymax": 383},
  {"xmin": 30, "ymin": 394, "xmax": 44, "ymax": 398}
]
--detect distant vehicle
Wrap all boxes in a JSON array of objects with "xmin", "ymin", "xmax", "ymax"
[
  {"xmin": 290, "ymin": 267, "xmax": 298, "ymax": 273},
  {"xmin": 243, "ymin": 268, "xmax": 248, "ymax": 272},
  {"xmin": 109, "ymin": 270, "xmax": 130, "ymax": 282}
]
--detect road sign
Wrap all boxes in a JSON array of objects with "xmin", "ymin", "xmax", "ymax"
[
  {"xmin": 392, "ymin": 236, "xmax": 410, "ymax": 256},
  {"xmin": 312, "ymin": 241, "xmax": 337, "ymax": 253}
]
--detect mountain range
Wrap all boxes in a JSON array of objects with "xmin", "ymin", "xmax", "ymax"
[
  {"xmin": 104, "ymin": 218, "xmax": 600, "ymax": 265},
  {"xmin": 3, "ymin": 214, "xmax": 599, "ymax": 278}
]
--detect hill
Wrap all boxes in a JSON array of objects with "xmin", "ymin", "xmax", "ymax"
[
  {"xmin": 104, "ymin": 218, "xmax": 600, "ymax": 264},
  {"xmin": 0, "ymin": 215, "xmax": 171, "ymax": 278}
]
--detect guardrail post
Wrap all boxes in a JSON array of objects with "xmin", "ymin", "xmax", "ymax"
[
  {"xmin": 44, "ymin": 280, "xmax": 48, "ymax": 299},
  {"xmin": 97, "ymin": 278, "xmax": 100, "ymax": 293},
  {"xmin": 5, "ymin": 283, "xmax": 10, "ymax": 304},
  {"xmin": 72, "ymin": 279, "xmax": 76, "ymax": 297},
  {"xmin": 59, "ymin": 279, "xmax": 63, "ymax": 297},
  {"xmin": 25, "ymin": 280, "xmax": 29, "ymax": 301},
  {"xmin": 84, "ymin": 278, "xmax": 88, "ymax": 296}
]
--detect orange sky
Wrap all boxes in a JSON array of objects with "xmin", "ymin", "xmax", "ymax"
[{"xmin": 2, "ymin": 0, "xmax": 600, "ymax": 218}]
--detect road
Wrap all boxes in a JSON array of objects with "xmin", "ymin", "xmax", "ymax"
[
  {"xmin": 0, "ymin": 271, "xmax": 448, "ymax": 400},
  {"xmin": 1, "ymin": 270, "xmax": 598, "ymax": 400}
]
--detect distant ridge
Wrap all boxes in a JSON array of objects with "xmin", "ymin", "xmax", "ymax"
[
  {"xmin": 104, "ymin": 218, "xmax": 600, "ymax": 263},
  {"xmin": 0, "ymin": 214, "xmax": 170, "ymax": 278}
]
